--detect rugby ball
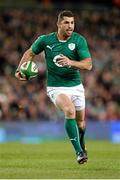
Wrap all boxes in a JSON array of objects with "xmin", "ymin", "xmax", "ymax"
[{"xmin": 20, "ymin": 60, "xmax": 38, "ymax": 80}]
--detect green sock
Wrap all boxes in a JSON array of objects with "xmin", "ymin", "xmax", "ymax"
[
  {"xmin": 79, "ymin": 128, "xmax": 86, "ymax": 152},
  {"xmin": 64, "ymin": 118, "xmax": 83, "ymax": 154}
]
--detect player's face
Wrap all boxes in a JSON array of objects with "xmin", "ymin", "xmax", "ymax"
[{"xmin": 58, "ymin": 17, "xmax": 75, "ymax": 38}]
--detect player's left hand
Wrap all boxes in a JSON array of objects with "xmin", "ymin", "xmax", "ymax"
[{"xmin": 57, "ymin": 54, "xmax": 72, "ymax": 67}]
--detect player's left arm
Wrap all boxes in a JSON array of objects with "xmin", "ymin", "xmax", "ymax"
[
  {"xmin": 57, "ymin": 55, "xmax": 92, "ymax": 70},
  {"xmin": 57, "ymin": 36, "xmax": 92, "ymax": 70},
  {"xmin": 71, "ymin": 57, "xmax": 92, "ymax": 70}
]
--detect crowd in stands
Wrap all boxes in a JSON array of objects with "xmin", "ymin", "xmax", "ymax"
[{"xmin": 0, "ymin": 7, "xmax": 120, "ymax": 121}]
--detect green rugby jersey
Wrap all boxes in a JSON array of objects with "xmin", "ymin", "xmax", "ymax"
[{"xmin": 31, "ymin": 32, "xmax": 91, "ymax": 87}]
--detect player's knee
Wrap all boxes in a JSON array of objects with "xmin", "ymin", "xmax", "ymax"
[
  {"xmin": 64, "ymin": 106, "xmax": 75, "ymax": 118},
  {"xmin": 78, "ymin": 121, "xmax": 86, "ymax": 129}
]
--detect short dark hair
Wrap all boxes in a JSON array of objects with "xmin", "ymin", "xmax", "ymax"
[{"xmin": 57, "ymin": 10, "xmax": 74, "ymax": 23}]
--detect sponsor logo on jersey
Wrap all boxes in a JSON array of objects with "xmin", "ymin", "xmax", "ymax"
[
  {"xmin": 70, "ymin": 137, "xmax": 77, "ymax": 141},
  {"xmin": 46, "ymin": 45, "xmax": 55, "ymax": 50},
  {"xmin": 53, "ymin": 54, "xmax": 63, "ymax": 67},
  {"xmin": 68, "ymin": 43, "xmax": 75, "ymax": 50}
]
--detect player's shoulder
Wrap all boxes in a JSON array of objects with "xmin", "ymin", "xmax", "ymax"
[
  {"xmin": 43, "ymin": 32, "xmax": 55, "ymax": 40},
  {"xmin": 37, "ymin": 32, "xmax": 55, "ymax": 40},
  {"xmin": 72, "ymin": 32, "xmax": 86, "ymax": 41},
  {"xmin": 46, "ymin": 32, "xmax": 55, "ymax": 37},
  {"xmin": 72, "ymin": 32, "xmax": 87, "ymax": 46},
  {"xmin": 41, "ymin": 32, "xmax": 56, "ymax": 43},
  {"xmin": 35, "ymin": 32, "xmax": 55, "ymax": 45}
]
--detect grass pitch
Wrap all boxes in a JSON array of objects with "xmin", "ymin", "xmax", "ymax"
[{"xmin": 0, "ymin": 140, "xmax": 120, "ymax": 179}]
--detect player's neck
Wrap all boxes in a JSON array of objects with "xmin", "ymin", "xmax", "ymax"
[{"xmin": 57, "ymin": 32, "xmax": 69, "ymax": 41}]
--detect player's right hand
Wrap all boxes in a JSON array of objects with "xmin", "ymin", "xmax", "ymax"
[{"xmin": 15, "ymin": 69, "xmax": 27, "ymax": 81}]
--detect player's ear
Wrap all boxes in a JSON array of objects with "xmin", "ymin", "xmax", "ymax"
[
  {"xmin": 57, "ymin": 19, "xmax": 61, "ymax": 28},
  {"xmin": 57, "ymin": 21, "xmax": 59, "ymax": 28}
]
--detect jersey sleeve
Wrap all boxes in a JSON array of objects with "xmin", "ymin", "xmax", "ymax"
[
  {"xmin": 31, "ymin": 35, "xmax": 46, "ymax": 55},
  {"xmin": 77, "ymin": 36, "xmax": 91, "ymax": 60}
]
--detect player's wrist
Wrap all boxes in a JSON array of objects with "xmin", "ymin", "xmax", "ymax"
[
  {"xmin": 15, "ymin": 68, "xmax": 20, "ymax": 73},
  {"xmin": 69, "ymin": 60, "xmax": 74, "ymax": 67}
]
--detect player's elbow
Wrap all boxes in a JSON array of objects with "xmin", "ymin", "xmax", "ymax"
[
  {"xmin": 87, "ymin": 64, "xmax": 92, "ymax": 70},
  {"xmin": 86, "ymin": 59, "xmax": 92, "ymax": 70}
]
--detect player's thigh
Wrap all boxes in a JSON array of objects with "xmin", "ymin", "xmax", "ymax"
[
  {"xmin": 56, "ymin": 93, "xmax": 75, "ymax": 116},
  {"xmin": 76, "ymin": 109, "xmax": 86, "ymax": 128}
]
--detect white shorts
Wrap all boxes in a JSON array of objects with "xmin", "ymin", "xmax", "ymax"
[{"xmin": 47, "ymin": 84, "xmax": 85, "ymax": 111}]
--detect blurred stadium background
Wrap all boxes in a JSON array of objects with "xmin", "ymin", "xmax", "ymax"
[{"xmin": 0, "ymin": 0, "xmax": 120, "ymax": 143}]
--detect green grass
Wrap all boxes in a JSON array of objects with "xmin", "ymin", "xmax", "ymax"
[{"xmin": 0, "ymin": 140, "xmax": 120, "ymax": 179}]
